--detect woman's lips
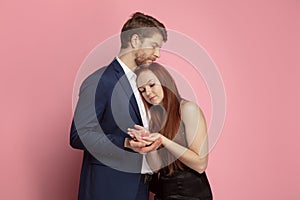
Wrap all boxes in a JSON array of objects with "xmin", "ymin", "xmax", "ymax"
[{"xmin": 149, "ymin": 96, "xmax": 157, "ymax": 101}]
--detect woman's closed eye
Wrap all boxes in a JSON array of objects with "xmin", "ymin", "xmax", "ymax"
[
  {"xmin": 138, "ymin": 83, "xmax": 155, "ymax": 93},
  {"xmin": 138, "ymin": 87, "xmax": 145, "ymax": 93},
  {"xmin": 149, "ymin": 83, "xmax": 155, "ymax": 88}
]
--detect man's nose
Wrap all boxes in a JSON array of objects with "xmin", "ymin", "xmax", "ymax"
[{"xmin": 153, "ymin": 48, "xmax": 160, "ymax": 58}]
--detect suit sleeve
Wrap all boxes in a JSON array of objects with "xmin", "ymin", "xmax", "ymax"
[{"xmin": 70, "ymin": 72, "xmax": 109, "ymax": 151}]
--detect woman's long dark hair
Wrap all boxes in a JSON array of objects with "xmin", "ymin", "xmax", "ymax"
[{"xmin": 135, "ymin": 63, "xmax": 184, "ymax": 175}]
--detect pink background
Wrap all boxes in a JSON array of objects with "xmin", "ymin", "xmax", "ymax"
[{"xmin": 1, "ymin": 0, "xmax": 299, "ymax": 199}]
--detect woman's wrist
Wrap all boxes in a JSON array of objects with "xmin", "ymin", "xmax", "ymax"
[{"xmin": 160, "ymin": 135, "xmax": 169, "ymax": 146}]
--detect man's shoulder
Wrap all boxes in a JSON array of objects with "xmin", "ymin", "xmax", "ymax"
[
  {"xmin": 81, "ymin": 66, "xmax": 107, "ymax": 87},
  {"xmin": 84, "ymin": 60, "xmax": 118, "ymax": 81}
]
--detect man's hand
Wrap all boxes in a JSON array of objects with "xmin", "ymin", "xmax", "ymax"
[{"xmin": 124, "ymin": 137, "xmax": 162, "ymax": 154}]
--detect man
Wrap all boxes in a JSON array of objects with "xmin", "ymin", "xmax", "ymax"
[{"xmin": 70, "ymin": 12, "xmax": 167, "ymax": 200}]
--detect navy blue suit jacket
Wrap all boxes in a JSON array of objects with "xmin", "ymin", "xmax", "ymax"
[{"xmin": 70, "ymin": 59, "xmax": 144, "ymax": 199}]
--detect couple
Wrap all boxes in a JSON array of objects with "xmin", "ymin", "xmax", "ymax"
[{"xmin": 70, "ymin": 12, "xmax": 212, "ymax": 200}]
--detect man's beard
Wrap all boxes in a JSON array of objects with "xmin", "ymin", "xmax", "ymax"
[
  {"xmin": 135, "ymin": 57, "xmax": 151, "ymax": 66},
  {"xmin": 135, "ymin": 51, "xmax": 155, "ymax": 66}
]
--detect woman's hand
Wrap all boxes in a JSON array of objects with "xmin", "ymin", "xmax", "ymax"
[
  {"xmin": 126, "ymin": 125, "xmax": 162, "ymax": 153},
  {"xmin": 141, "ymin": 132, "xmax": 162, "ymax": 143},
  {"xmin": 127, "ymin": 125, "xmax": 152, "ymax": 145}
]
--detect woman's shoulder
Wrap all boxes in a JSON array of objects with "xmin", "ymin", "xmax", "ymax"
[
  {"xmin": 180, "ymin": 100, "xmax": 204, "ymax": 121},
  {"xmin": 180, "ymin": 100, "xmax": 200, "ymax": 112}
]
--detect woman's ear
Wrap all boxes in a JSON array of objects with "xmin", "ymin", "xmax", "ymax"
[{"xmin": 130, "ymin": 34, "xmax": 142, "ymax": 48}]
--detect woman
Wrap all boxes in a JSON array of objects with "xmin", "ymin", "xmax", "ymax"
[{"xmin": 128, "ymin": 63, "xmax": 213, "ymax": 200}]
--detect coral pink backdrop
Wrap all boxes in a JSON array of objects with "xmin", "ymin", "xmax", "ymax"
[{"xmin": 1, "ymin": 0, "xmax": 299, "ymax": 199}]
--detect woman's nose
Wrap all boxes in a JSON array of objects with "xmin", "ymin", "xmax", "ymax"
[{"xmin": 145, "ymin": 87, "xmax": 151, "ymax": 96}]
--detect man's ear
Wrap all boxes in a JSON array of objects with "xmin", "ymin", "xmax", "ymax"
[{"xmin": 130, "ymin": 34, "xmax": 142, "ymax": 48}]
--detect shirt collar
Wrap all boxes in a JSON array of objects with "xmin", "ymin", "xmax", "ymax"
[{"xmin": 116, "ymin": 57, "xmax": 137, "ymax": 80}]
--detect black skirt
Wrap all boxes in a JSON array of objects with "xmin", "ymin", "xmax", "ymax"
[{"xmin": 150, "ymin": 168, "xmax": 213, "ymax": 200}]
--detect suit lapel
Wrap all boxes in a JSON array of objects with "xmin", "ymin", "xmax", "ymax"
[{"xmin": 111, "ymin": 60, "xmax": 142, "ymax": 124}]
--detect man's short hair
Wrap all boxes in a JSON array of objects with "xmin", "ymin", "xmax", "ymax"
[{"xmin": 120, "ymin": 12, "xmax": 167, "ymax": 48}]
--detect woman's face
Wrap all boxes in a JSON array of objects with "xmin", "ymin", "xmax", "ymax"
[{"xmin": 137, "ymin": 70, "xmax": 164, "ymax": 105}]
